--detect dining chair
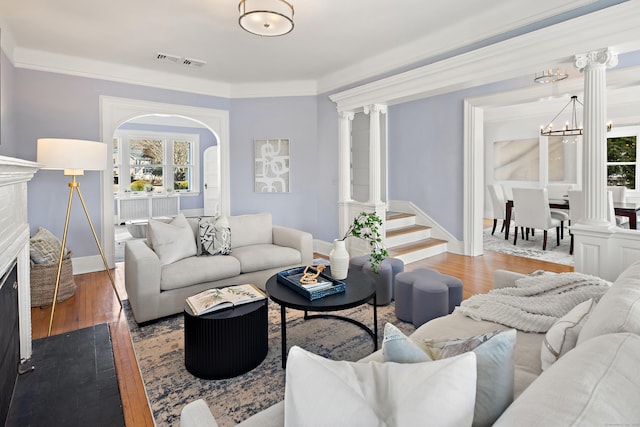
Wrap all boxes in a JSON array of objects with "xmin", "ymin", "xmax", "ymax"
[
  {"xmin": 487, "ymin": 184, "xmax": 511, "ymax": 236},
  {"xmin": 501, "ymin": 184, "xmax": 513, "ymax": 202},
  {"xmin": 512, "ymin": 188, "xmax": 561, "ymax": 250},
  {"xmin": 607, "ymin": 185, "xmax": 627, "ymax": 203},
  {"xmin": 607, "ymin": 190, "xmax": 630, "ymax": 229},
  {"xmin": 567, "ymin": 189, "xmax": 583, "ymax": 255}
]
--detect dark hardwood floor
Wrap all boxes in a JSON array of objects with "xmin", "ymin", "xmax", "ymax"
[{"xmin": 30, "ymin": 250, "xmax": 572, "ymax": 426}]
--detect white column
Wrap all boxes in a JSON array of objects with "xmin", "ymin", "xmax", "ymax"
[
  {"xmin": 338, "ymin": 111, "xmax": 354, "ymax": 203},
  {"xmin": 575, "ymin": 48, "xmax": 618, "ymax": 226},
  {"xmin": 364, "ymin": 104, "xmax": 387, "ymax": 204}
]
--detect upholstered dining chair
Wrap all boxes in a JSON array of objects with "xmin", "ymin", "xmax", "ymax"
[
  {"xmin": 608, "ymin": 190, "xmax": 630, "ymax": 229},
  {"xmin": 607, "ymin": 185, "xmax": 627, "ymax": 203},
  {"xmin": 512, "ymin": 187, "xmax": 561, "ymax": 250},
  {"xmin": 488, "ymin": 184, "xmax": 511, "ymax": 236},
  {"xmin": 567, "ymin": 189, "xmax": 583, "ymax": 255}
]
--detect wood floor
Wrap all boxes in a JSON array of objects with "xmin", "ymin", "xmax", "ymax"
[{"xmin": 30, "ymin": 251, "xmax": 572, "ymax": 426}]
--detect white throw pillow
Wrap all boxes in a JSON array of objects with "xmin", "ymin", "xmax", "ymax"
[
  {"xmin": 381, "ymin": 324, "xmax": 516, "ymax": 427},
  {"xmin": 578, "ymin": 260, "xmax": 640, "ymax": 344},
  {"xmin": 284, "ymin": 346, "xmax": 477, "ymax": 427},
  {"xmin": 541, "ymin": 298, "xmax": 595, "ymax": 370},
  {"xmin": 198, "ymin": 216, "xmax": 231, "ymax": 256},
  {"xmin": 147, "ymin": 213, "xmax": 197, "ymax": 265}
]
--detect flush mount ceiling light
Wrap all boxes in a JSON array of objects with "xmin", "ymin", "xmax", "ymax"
[
  {"xmin": 540, "ymin": 95, "xmax": 612, "ymax": 143},
  {"xmin": 239, "ymin": 0, "xmax": 294, "ymax": 37},
  {"xmin": 534, "ymin": 68, "xmax": 568, "ymax": 84}
]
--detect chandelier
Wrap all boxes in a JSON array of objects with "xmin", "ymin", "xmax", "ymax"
[
  {"xmin": 540, "ymin": 95, "xmax": 613, "ymax": 143},
  {"xmin": 534, "ymin": 68, "xmax": 568, "ymax": 84},
  {"xmin": 238, "ymin": 0, "xmax": 294, "ymax": 37}
]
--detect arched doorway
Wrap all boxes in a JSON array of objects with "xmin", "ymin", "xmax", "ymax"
[{"xmin": 100, "ymin": 96, "xmax": 230, "ymax": 267}]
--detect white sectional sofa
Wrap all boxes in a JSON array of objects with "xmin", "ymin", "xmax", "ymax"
[
  {"xmin": 125, "ymin": 212, "xmax": 312, "ymax": 323},
  {"xmin": 181, "ymin": 260, "xmax": 640, "ymax": 427}
]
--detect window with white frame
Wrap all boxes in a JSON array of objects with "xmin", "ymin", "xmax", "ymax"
[
  {"xmin": 113, "ymin": 130, "xmax": 200, "ymax": 195},
  {"xmin": 607, "ymin": 126, "xmax": 639, "ymax": 190}
]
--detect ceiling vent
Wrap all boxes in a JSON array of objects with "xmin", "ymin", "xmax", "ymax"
[
  {"xmin": 182, "ymin": 58, "xmax": 207, "ymax": 68},
  {"xmin": 156, "ymin": 52, "xmax": 180, "ymax": 63}
]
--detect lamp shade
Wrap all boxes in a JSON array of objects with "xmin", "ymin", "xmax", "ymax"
[
  {"xmin": 239, "ymin": 0, "xmax": 294, "ymax": 37},
  {"xmin": 37, "ymin": 138, "xmax": 107, "ymax": 175}
]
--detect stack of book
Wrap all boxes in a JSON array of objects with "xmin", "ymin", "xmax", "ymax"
[{"xmin": 277, "ymin": 266, "xmax": 346, "ymax": 300}]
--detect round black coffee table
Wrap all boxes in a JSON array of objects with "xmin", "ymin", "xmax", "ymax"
[
  {"xmin": 184, "ymin": 299, "xmax": 268, "ymax": 379},
  {"xmin": 266, "ymin": 267, "xmax": 377, "ymax": 368}
]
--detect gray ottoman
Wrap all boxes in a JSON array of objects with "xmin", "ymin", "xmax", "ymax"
[
  {"xmin": 395, "ymin": 268, "xmax": 463, "ymax": 327},
  {"xmin": 349, "ymin": 255, "xmax": 404, "ymax": 305}
]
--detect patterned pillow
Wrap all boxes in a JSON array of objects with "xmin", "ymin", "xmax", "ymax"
[
  {"xmin": 198, "ymin": 216, "xmax": 231, "ymax": 256},
  {"xmin": 30, "ymin": 227, "xmax": 64, "ymax": 264}
]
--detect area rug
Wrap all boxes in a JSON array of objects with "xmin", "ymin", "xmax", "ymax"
[
  {"xmin": 483, "ymin": 226, "xmax": 574, "ymax": 266},
  {"xmin": 125, "ymin": 299, "xmax": 415, "ymax": 426}
]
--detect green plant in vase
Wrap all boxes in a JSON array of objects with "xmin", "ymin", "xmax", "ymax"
[{"xmin": 340, "ymin": 211, "xmax": 389, "ymax": 273}]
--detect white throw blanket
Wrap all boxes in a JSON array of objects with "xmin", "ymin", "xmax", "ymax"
[{"xmin": 455, "ymin": 272, "xmax": 611, "ymax": 332}]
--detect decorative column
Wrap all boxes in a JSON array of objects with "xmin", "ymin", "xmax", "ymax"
[
  {"xmin": 575, "ymin": 48, "xmax": 618, "ymax": 226},
  {"xmin": 364, "ymin": 104, "xmax": 387, "ymax": 204},
  {"xmin": 338, "ymin": 111, "xmax": 355, "ymax": 203}
]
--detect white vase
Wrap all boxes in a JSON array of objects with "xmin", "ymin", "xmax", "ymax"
[{"xmin": 329, "ymin": 239, "xmax": 349, "ymax": 280}]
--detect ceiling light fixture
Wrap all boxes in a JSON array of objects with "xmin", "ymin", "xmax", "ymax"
[
  {"xmin": 239, "ymin": 0, "xmax": 294, "ymax": 37},
  {"xmin": 534, "ymin": 68, "xmax": 568, "ymax": 84},
  {"xmin": 540, "ymin": 95, "xmax": 612, "ymax": 144}
]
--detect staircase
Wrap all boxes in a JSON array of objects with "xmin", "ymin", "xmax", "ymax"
[{"xmin": 385, "ymin": 211, "xmax": 448, "ymax": 264}]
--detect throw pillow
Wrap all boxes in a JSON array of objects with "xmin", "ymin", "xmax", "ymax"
[
  {"xmin": 541, "ymin": 298, "xmax": 595, "ymax": 370},
  {"xmin": 198, "ymin": 216, "xmax": 231, "ymax": 256},
  {"xmin": 382, "ymin": 323, "xmax": 431, "ymax": 363},
  {"xmin": 423, "ymin": 329, "xmax": 517, "ymax": 427},
  {"xmin": 284, "ymin": 346, "xmax": 477, "ymax": 427},
  {"xmin": 380, "ymin": 325, "xmax": 515, "ymax": 427},
  {"xmin": 30, "ymin": 227, "xmax": 65, "ymax": 264},
  {"xmin": 147, "ymin": 213, "xmax": 197, "ymax": 265},
  {"xmin": 577, "ymin": 259, "xmax": 640, "ymax": 344}
]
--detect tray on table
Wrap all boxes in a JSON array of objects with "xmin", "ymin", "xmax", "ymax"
[{"xmin": 276, "ymin": 266, "xmax": 346, "ymax": 300}]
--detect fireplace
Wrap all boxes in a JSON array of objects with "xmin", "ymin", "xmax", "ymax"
[{"xmin": 0, "ymin": 156, "xmax": 39, "ymax": 424}]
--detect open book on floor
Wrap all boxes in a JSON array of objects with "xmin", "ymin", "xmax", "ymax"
[{"xmin": 186, "ymin": 284, "xmax": 266, "ymax": 316}]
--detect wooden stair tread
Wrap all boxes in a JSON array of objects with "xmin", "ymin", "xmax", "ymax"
[
  {"xmin": 386, "ymin": 224, "xmax": 430, "ymax": 238},
  {"xmin": 388, "ymin": 238, "xmax": 447, "ymax": 256},
  {"xmin": 386, "ymin": 211, "xmax": 415, "ymax": 220}
]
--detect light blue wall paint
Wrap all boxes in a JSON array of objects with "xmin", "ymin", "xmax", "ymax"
[
  {"xmin": 117, "ymin": 122, "xmax": 217, "ymax": 211},
  {"xmin": 229, "ymin": 96, "xmax": 318, "ymax": 233},
  {"xmin": 0, "ymin": 49, "xmax": 17, "ymax": 158},
  {"xmin": 16, "ymin": 68, "xmax": 229, "ymax": 257}
]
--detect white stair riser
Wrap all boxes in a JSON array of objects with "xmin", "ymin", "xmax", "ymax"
[
  {"xmin": 394, "ymin": 242, "xmax": 448, "ymax": 264},
  {"xmin": 386, "ymin": 216, "xmax": 416, "ymax": 230},
  {"xmin": 386, "ymin": 229, "xmax": 431, "ymax": 247}
]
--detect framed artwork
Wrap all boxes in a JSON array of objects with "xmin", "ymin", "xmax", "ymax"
[
  {"xmin": 548, "ymin": 136, "xmax": 566, "ymax": 181},
  {"xmin": 493, "ymin": 138, "xmax": 539, "ymax": 181},
  {"xmin": 254, "ymin": 138, "xmax": 290, "ymax": 193}
]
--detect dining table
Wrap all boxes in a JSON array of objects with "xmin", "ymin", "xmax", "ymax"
[{"xmin": 503, "ymin": 198, "xmax": 640, "ymax": 240}]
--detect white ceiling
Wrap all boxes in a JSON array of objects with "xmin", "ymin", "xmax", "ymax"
[{"xmin": 0, "ymin": 0, "xmax": 602, "ymax": 94}]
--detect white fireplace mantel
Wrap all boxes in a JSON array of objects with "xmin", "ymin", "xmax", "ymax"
[{"xmin": 0, "ymin": 155, "xmax": 40, "ymax": 360}]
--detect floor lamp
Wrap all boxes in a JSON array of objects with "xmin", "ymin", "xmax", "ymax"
[{"xmin": 37, "ymin": 138, "xmax": 123, "ymax": 337}]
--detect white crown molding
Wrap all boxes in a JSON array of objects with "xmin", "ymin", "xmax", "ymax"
[
  {"xmin": 329, "ymin": 1, "xmax": 640, "ymax": 112},
  {"xmin": 12, "ymin": 47, "xmax": 233, "ymax": 98},
  {"xmin": 317, "ymin": 0, "xmax": 598, "ymax": 94},
  {"xmin": 230, "ymin": 80, "xmax": 318, "ymax": 98}
]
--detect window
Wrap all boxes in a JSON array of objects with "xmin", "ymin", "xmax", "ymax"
[
  {"xmin": 607, "ymin": 127, "xmax": 639, "ymax": 190},
  {"xmin": 114, "ymin": 130, "xmax": 200, "ymax": 195}
]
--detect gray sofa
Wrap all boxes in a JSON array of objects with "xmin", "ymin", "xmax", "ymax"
[
  {"xmin": 125, "ymin": 212, "xmax": 312, "ymax": 323},
  {"xmin": 181, "ymin": 260, "xmax": 640, "ymax": 427}
]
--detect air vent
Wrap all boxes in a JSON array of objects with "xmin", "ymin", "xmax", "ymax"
[
  {"xmin": 156, "ymin": 52, "xmax": 180, "ymax": 63},
  {"xmin": 182, "ymin": 58, "xmax": 207, "ymax": 68}
]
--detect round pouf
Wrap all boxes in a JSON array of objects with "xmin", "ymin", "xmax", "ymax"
[
  {"xmin": 349, "ymin": 255, "xmax": 404, "ymax": 305},
  {"xmin": 394, "ymin": 269, "xmax": 464, "ymax": 328}
]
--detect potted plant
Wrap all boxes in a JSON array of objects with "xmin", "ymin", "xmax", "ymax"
[{"xmin": 330, "ymin": 211, "xmax": 389, "ymax": 279}]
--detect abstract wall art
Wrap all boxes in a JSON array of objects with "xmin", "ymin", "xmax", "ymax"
[
  {"xmin": 493, "ymin": 138, "xmax": 539, "ymax": 181},
  {"xmin": 254, "ymin": 138, "xmax": 290, "ymax": 193}
]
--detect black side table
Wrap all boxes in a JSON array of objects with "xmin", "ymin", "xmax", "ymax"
[{"xmin": 184, "ymin": 299, "xmax": 268, "ymax": 379}]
